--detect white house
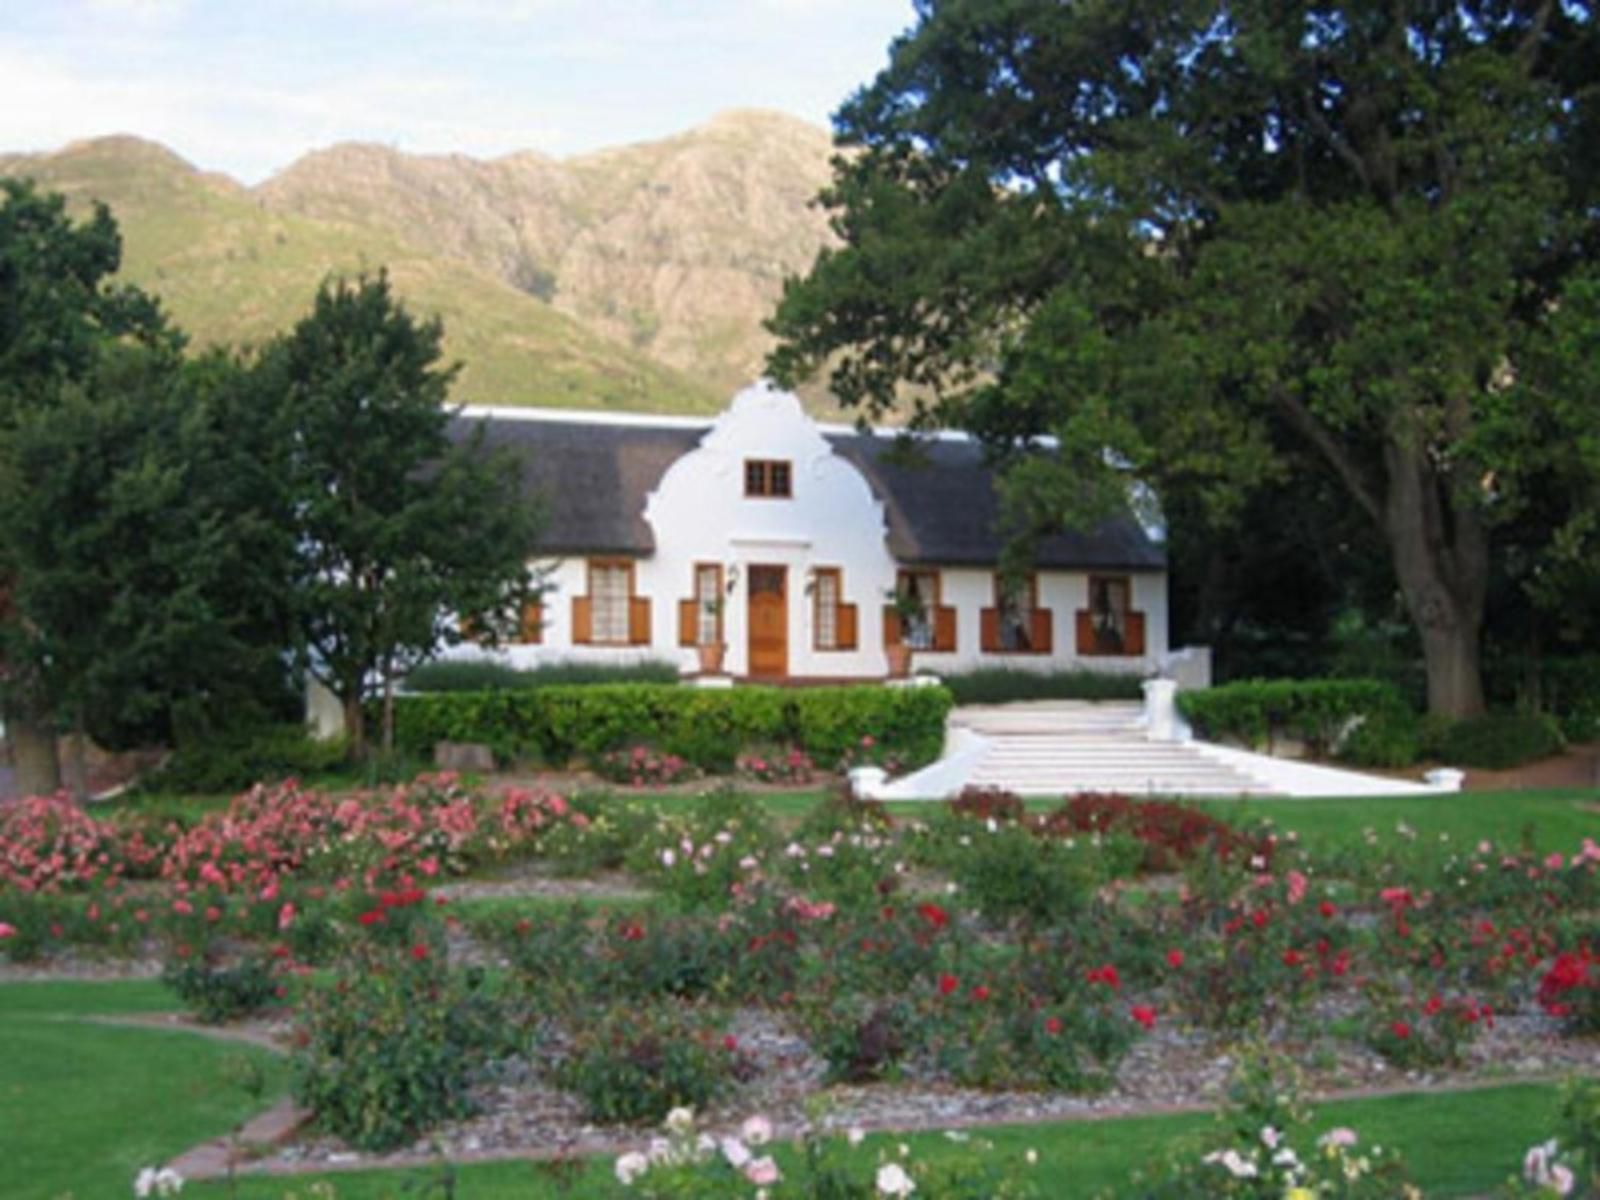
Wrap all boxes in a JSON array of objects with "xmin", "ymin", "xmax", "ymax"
[{"xmin": 446, "ymin": 382, "xmax": 1168, "ymax": 681}]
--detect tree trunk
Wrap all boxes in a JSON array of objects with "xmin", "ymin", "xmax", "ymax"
[
  {"xmin": 6, "ymin": 707, "xmax": 61, "ymax": 797},
  {"xmin": 1384, "ymin": 441, "xmax": 1489, "ymax": 719},
  {"xmin": 342, "ymin": 690, "xmax": 367, "ymax": 761}
]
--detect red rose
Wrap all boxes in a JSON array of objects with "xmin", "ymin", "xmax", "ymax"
[
  {"xmin": 358, "ymin": 910, "xmax": 385, "ymax": 927},
  {"xmin": 1391, "ymin": 1020, "xmax": 1411, "ymax": 1040},
  {"xmin": 1251, "ymin": 909, "xmax": 1269, "ymax": 929},
  {"xmin": 918, "ymin": 903, "xmax": 950, "ymax": 930},
  {"xmin": 723, "ymin": 1035, "xmax": 739, "ymax": 1051},
  {"xmin": 1130, "ymin": 1005, "xmax": 1157, "ymax": 1030},
  {"xmin": 410, "ymin": 944, "xmax": 429, "ymax": 961},
  {"xmin": 1044, "ymin": 1016, "xmax": 1063, "ymax": 1035},
  {"xmin": 1166, "ymin": 949, "xmax": 1184, "ymax": 968},
  {"xmin": 1282, "ymin": 949, "xmax": 1303, "ymax": 967},
  {"xmin": 971, "ymin": 984, "xmax": 991, "ymax": 1001},
  {"xmin": 938, "ymin": 973, "xmax": 959, "ymax": 996},
  {"xmin": 1319, "ymin": 900, "xmax": 1337, "ymax": 918}
]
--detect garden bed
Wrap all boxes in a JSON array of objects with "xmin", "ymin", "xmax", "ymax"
[{"xmin": 5, "ymin": 773, "xmax": 1600, "ymax": 1195}]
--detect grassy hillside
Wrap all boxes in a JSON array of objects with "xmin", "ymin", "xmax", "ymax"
[{"xmin": 0, "ymin": 137, "xmax": 722, "ymax": 414}]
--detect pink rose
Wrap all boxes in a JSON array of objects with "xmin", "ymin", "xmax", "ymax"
[
  {"xmin": 744, "ymin": 1157, "xmax": 781, "ymax": 1186},
  {"xmin": 0, "ymin": 922, "xmax": 15, "ymax": 939}
]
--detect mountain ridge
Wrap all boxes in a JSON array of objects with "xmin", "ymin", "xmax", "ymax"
[{"xmin": 0, "ymin": 110, "xmax": 841, "ymax": 414}]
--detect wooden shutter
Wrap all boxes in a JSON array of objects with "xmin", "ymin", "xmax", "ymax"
[
  {"xmin": 980, "ymin": 608, "xmax": 1001, "ymax": 653},
  {"xmin": 837, "ymin": 603, "xmax": 858, "ymax": 650},
  {"xmin": 572, "ymin": 596, "xmax": 593, "ymax": 645},
  {"xmin": 519, "ymin": 600, "xmax": 543, "ymax": 644},
  {"xmin": 1125, "ymin": 612, "xmax": 1147, "ymax": 657},
  {"xmin": 933, "ymin": 605, "xmax": 957, "ymax": 653},
  {"xmin": 1030, "ymin": 608, "xmax": 1053, "ymax": 654},
  {"xmin": 883, "ymin": 606, "xmax": 902, "ymax": 648},
  {"xmin": 678, "ymin": 599, "xmax": 699, "ymax": 647},
  {"xmin": 629, "ymin": 596, "xmax": 651, "ymax": 645},
  {"xmin": 1075, "ymin": 610, "xmax": 1096, "ymax": 655}
]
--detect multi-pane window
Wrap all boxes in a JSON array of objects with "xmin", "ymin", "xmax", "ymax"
[
  {"xmin": 1088, "ymin": 574, "xmax": 1131, "ymax": 650},
  {"xmin": 814, "ymin": 568, "xmax": 840, "ymax": 650},
  {"xmin": 897, "ymin": 569, "xmax": 938, "ymax": 650},
  {"xmin": 695, "ymin": 564, "xmax": 722, "ymax": 645},
  {"xmin": 997, "ymin": 574, "xmax": 1036, "ymax": 652},
  {"xmin": 591, "ymin": 562, "xmax": 632, "ymax": 644},
  {"xmin": 744, "ymin": 459, "xmax": 792, "ymax": 498}
]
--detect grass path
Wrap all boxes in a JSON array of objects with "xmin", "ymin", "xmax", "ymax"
[
  {"xmin": 0, "ymin": 980, "xmax": 288, "ymax": 1200},
  {"xmin": 174, "ymin": 1080, "xmax": 1560, "ymax": 1198}
]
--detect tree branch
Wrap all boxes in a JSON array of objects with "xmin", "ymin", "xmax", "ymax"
[{"xmin": 1275, "ymin": 388, "xmax": 1384, "ymax": 526}]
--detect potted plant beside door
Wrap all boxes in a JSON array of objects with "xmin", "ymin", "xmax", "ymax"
[
  {"xmin": 885, "ymin": 586, "xmax": 923, "ymax": 679},
  {"xmin": 697, "ymin": 595, "xmax": 727, "ymax": 675}
]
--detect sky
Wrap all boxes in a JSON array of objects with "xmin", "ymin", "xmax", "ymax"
[{"xmin": 0, "ymin": 0, "xmax": 916, "ymax": 183}]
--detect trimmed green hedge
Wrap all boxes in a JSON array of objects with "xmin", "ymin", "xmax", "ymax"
[
  {"xmin": 1439, "ymin": 712, "xmax": 1565, "ymax": 770},
  {"xmin": 402, "ymin": 658, "xmax": 681, "ymax": 692},
  {"xmin": 391, "ymin": 683, "xmax": 953, "ymax": 771},
  {"xmin": 1177, "ymin": 679, "xmax": 1406, "ymax": 758},
  {"xmin": 940, "ymin": 668, "xmax": 1144, "ymax": 706}
]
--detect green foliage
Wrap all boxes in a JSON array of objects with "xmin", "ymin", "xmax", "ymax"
[
  {"xmin": 940, "ymin": 667, "xmax": 1143, "ymax": 706},
  {"xmin": 263, "ymin": 271, "xmax": 541, "ymax": 759},
  {"xmin": 553, "ymin": 1002, "xmax": 741, "ymax": 1125},
  {"xmin": 1336, "ymin": 705, "xmax": 1422, "ymax": 769},
  {"xmin": 937, "ymin": 823, "xmax": 1108, "ymax": 925},
  {"xmin": 1178, "ymin": 679, "xmax": 1407, "ymax": 758},
  {"xmin": 402, "ymin": 657, "xmax": 680, "ymax": 692},
  {"xmin": 390, "ymin": 682, "xmax": 952, "ymax": 771},
  {"xmin": 160, "ymin": 952, "xmax": 282, "ymax": 1024},
  {"xmin": 137, "ymin": 724, "xmax": 348, "ymax": 794},
  {"xmin": 1488, "ymin": 655, "xmax": 1600, "ymax": 744},
  {"xmin": 768, "ymin": 0, "xmax": 1600, "ymax": 718},
  {"xmin": 291, "ymin": 951, "xmax": 510, "ymax": 1152},
  {"xmin": 1440, "ymin": 713, "xmax": 1566, "ymax": 770}
]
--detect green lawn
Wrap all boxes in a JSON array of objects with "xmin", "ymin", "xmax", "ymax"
[
  {"xmin": 178, "ymin": 1080, "xmax": 1558, "ymax": 1198},
  {"xmin": 0, "ymin": 981, "xmax": 288, "ymax": 1200},
  {"xmin": 1198, "ymin": 788, "xmax": 1598, "ymax": 856}
]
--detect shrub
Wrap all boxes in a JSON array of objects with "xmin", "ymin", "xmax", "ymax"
[
  {"xmin": 1336, "ymin": 702, "xmax": 1421, "ymax": 768},
  {"xmin": 403, "ymin": 658, "xmax": 680, "ymax": 692},
  {"xmin": 139, "ymin": 725, "xmax": 349, "ymax": 795},
  {"xmin": 736, "ymin": 746, "xmax": 816, "ymax": 785},
  {"xmin": 1439, "ymin": 712, "xmax": 1565, "ymax": 769},
  {"xmin": 390, "ymin": 683, "xmax": 952, "ymax": 772},
  {"xmin": 940, "ymin": 667, "xmax": 1144, "ymax": 705},
  {"xmin": 554, "ymin": 1002, "xmax": 747, "ymax": 1125},
  {"xmin": 1178, "ymin": 678, "xmax": 1407, "ymax": 757},
  {"xmin": 1038, "ymin": 793, "xmax": 1264, "ymax": 872},
  {"xmin": 942, "ymin": 823, "xmax": 1107, "ymax": 924},
  {"xmin": 161, "ymin": 951, "xmax": 282, "ymax": 1023},
  {"xmin": 1360, "ymin": 987, "xmax": 1490, "ymax": 1068},
  {"xmin": 291, "ymin": 950, "xmax": 509, "ymax": 1151},
  {"xmin": 594, "ymin": 745, "xmax": 700, "ymax": 787},
  {"xmin": 948, "ymin": 786, "xmax": 1027, "ymax": 823}
]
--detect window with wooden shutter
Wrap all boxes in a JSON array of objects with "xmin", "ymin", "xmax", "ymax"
[
  {"xmin": 983, "ymin": 574, "xmax": 1050, "ymax": 655},
  {"xmin": 587, "ymin": 561, "xmax": 633, "ymax": 645},
  {"xmin": 1076, "ymin": 575, "xmax": 1143, "ymax": 656},
  {"xmin": 812, "ymin": 567, "xmax": 857, "ymax": 651}
]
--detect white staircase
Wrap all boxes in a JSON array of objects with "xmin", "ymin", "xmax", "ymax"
[{"xmin": 947, "ymin": 702, "xmax": 1274, "ymax": 798}]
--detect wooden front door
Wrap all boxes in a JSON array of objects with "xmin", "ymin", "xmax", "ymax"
[{"xmin": 747, "ymin": 565, "xmax": 788, "ymax": 678}]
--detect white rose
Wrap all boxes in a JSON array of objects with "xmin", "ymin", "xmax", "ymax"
[
  {"xmin": 614, "ymin": 1151, "xmax": 650, "ymax": 1185},
  {"xmin": 721, "ymin": 1137, "xmax": 752, "ymax": 1169},
  {"xmin": 741, "ymin": 1115, "xmax": 774, "ymax": 1146},
  {"xmin": 876, "ymin": 1161, "xmax": 916, "ymax": 1197}
]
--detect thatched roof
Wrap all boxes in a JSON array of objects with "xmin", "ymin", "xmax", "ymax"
[{"xmin": 450, "ymin": 411, "xmax": 1164, "ymax": 571}]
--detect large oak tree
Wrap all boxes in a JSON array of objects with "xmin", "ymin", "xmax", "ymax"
[{"xmin": 769, "ymin": 0, "xmax": 1599, "ymax": 717}]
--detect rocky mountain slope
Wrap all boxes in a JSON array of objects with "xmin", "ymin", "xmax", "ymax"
[{"xmin": 0, "ymin": 110, "xmax": 839, "ymax": 413}]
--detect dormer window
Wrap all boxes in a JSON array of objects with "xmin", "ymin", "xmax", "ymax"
[{"xmin": 744, "ymin": 459, "xmax": 792, "ymax": 498}]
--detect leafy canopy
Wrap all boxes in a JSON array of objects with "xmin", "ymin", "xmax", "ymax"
[{"xmin": 769, "ymin": 0, "xmax": 1599, "ymax": 715}]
